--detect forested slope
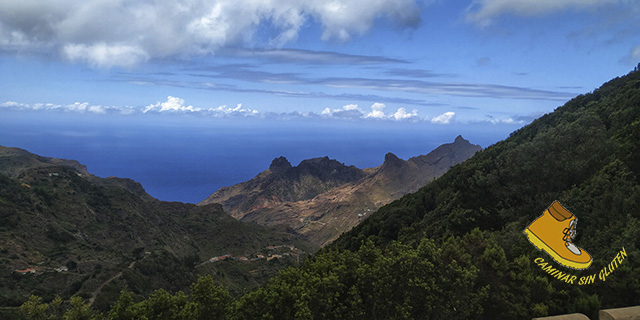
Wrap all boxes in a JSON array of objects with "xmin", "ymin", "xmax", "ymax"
[
  {"xmin": 335, "ymin": 71, "xmax": 640, "ymax": 251},
  {"xmin": 234, "ymin": 69, "xmax": 640, "ymax": 319},
  {"xmin": 0, "ymin": 148, "xmax": 315, "ymax": 319}
]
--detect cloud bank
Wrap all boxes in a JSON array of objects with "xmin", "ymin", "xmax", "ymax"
[
  {"xmin": 0, "ymin": 0, "xmax": 421, "ymax": 68},
  {"xmin": 0, "ymin": 98, "xmax": 261, "ymax": 118},
  {"xmin": 0, "ymin": 101, "xmax": 122, "ymax": 114},
  {"xmin": 2, "ymin": 98, "xmax": 532, "ymax": 125},
  {"xmin": 1, "ymin": 98, "xmax": 436, "ymax": 123}
]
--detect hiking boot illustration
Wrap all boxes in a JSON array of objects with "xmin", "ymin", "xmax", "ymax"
[{"xmin": 524, "ymin": 201, "xmax": 592, "ymax": 270}]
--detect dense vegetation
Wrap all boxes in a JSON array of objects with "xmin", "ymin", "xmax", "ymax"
[
  {"xmin": 12, "ymin": 68, "xmax": 640, "ymax": 319},
  {"xmin": 0, "ymin": 152, "xmax": 314, "ymax": 319}
]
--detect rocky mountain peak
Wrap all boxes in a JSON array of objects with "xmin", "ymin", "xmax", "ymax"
[
  {"xmin": 382, "ymin": 152, "xmax": 404, "ymax": 167},
  {"xmin": 296, "ymin": 156, "xmax": 364, "ymax": 181},
  {"xmin": 269, "ymin": 156, "xmax": 292, "ymax": 172},
  {"xmin": 298, "ymin": 156, "xmax": 331, "ymax": 166},
  {"xmin": 297, "ymin": 156, "xmax": 340, "ymax": 171}
]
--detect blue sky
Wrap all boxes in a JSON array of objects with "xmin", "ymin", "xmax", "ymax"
[{"xmin": 1, "ymin": 0, "xmax": 638, "ymax": 126}]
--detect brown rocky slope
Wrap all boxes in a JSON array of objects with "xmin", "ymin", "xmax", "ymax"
[{"xmin": 200, "ymin": 135, "xmax": 481, "ymax": 246}]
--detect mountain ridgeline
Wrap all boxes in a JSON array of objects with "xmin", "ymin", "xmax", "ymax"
[{"xmin": 200, "ymin": 135, "xmax": 481, "ymax": 246}]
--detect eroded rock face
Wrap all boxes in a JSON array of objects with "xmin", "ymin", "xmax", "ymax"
[
  {"xmin": 199, "ymin": 156, "xmax": 366, "ymax": 216},
  {"xmin": 268, "ymin": 156, "xmax": 292, "ymax": 172},
  {"xmin": 200, "ymin": 136, "xmax": 481, "ymax": 247}
]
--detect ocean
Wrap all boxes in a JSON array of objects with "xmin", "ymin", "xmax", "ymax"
[{"xmin": 1, "ymin": 111, "xmax": 523, "ymax": 203}]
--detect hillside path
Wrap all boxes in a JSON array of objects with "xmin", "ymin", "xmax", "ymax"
[{"xmin": 88, "ymin": 259, "xmax": 138, "ymax": 306}]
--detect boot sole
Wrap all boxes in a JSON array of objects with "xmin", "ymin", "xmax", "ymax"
[{"xmin": 524, "ymin": 228, "xmax": 592, "ymax": 270}]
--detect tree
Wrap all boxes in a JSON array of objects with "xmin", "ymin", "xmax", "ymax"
[
  {"xmin": 63, "ymin": 296, "xmax": 100, "ymax": 320},
  {"xmin": 190, "ymin": 275, "xmax": 231, "ymax": 320},
  {"xmin": 107, "ymin": 290, "xmax": 138, "ymax": 320},
  {"xmin": 19, "ymin": 295, "xmax": 50, "ymax": 320}
]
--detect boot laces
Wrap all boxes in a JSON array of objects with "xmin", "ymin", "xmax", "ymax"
[
  {"xmin": 562, "ymin": 220, "xmax": 577, "ymax": 242},
  {"xmin": 562, "ymin": 220, "xmax": 582, "ymax": 255}
]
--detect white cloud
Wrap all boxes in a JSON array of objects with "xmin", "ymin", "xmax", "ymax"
[
  {"xmin": 0, "ymin": 0, "xmax": 422, "ymax": 67},
  {"xmin": 322, "ymin": 103, "xmax": 420, "ymax": 121},
  {"xmin": 483, "ymin": 115, "xmax": 529, "ymax": 125},
  {"xmin": 0, "ymin": 101, "xmax": 21, "ymax": 108},
  {"xmin": 366, "ymin": 102, "xmax": 387, "ymax": 119},
  {"xmin": 466, "ymin": 0, "xmax": 620, "ymax": 26},
  {"xmin": 321, "ymin": 104, "xmax": 366, "ymax": 119},
  {"xmin": 1, "ymin": 101, "xmax": 114, "ymax": 114},
  {"xmin": 63, "ymin": 43, "xmax": 149, "ymax": 68},
  {"xmin": 342, "ymin": 104, "xmax": 360, "ymax": 111},
  {"xmin": 308, "ymin": 0, "xmax": 421, "ymax": 42},
  {"xmin": 65, "ymin": 102, "xmax": 89, "ymax": 112},
  {"xmin": 144, "ymin": 96, "xmax": 202, "ymax": 113},
  {"xmin": 364, "ymin": 103, "xmax": 419, "ymax": 121},
  {"xmin": 392, "ymin": 108, "xmax": 419, "ymax": 120},
  {"xmin": 88, "ymin": 105, "xmax": 106, "ymax": 114},
  {"xmin": 207, "ymin": 104, "xmax": 260, "ymax": 117},
  {"xmin": 431, "ymin": 111, "xmax": 455, "ymax": 124}
]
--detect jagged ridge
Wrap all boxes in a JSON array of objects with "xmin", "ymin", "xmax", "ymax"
[{"xmin": 200, "ymin": 136, "xmax": 481, "ymax": 246}]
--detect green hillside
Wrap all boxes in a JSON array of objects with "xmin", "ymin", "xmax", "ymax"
[
  {"xmin": 334, "ymin": 73, "xmax": 640, "ymax": 252},
  {"xmin": 0, "ymin": 149, "xmax": 316, "ymax": 318},
  {"xmin": 231, "ymin": 69, "xmax": 640, "ymax": 319}
]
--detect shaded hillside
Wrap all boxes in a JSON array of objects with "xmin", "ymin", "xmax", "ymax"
[
  {"xmin": 0, "ymin": 147, "xmax": 153, "ymax": 201},
  {"xmin": 0, "ymin": 146, "xmax": 316, "ymax": 315},
  {"xmin": 200, "ymin": 136, "xmax": 481, "ymax": 246},
  {"xmin": 0, "ymin": 147, "xmax": 89, "ymax": 178}
]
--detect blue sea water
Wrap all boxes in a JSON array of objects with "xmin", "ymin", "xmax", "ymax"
[{"xmin": 1, "ymin": 111, "xmax": 524, "ymax": 203}]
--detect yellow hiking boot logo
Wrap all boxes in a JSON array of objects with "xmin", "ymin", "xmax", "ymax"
[{"xmin": 524, "ymin": 201, "xmax": 592, "ymax": 270}]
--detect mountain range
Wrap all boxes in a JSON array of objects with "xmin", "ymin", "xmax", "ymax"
[{"xmin": 199, "ymin": 135, "xmax": 481, "ymax": 246}]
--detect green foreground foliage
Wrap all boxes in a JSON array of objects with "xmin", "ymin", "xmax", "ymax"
[
  {"xmin": 16, "ymin": 231, "xmax": 613, "ymax": 319},
  {"xmin": 19, "ymin": 275, "xmax": 231, "ymax": 320},
  {"xmin": 13, "ymin": 233, "xmax": 562, "ymax": 319}
]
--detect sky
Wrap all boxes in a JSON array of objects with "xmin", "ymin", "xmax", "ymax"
[
  {"xmin": 1, "ymin": 0, "xmax": 638, "ymax": 125},
  {"xmin": 1, "ymin": 1, "xmax": 640, "ymax": 202}
]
